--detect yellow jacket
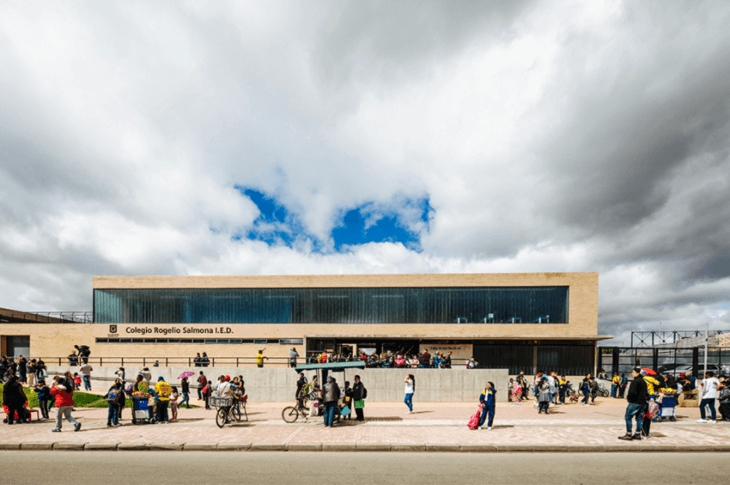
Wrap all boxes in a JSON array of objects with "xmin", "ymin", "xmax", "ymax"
[{"xmin": 643, "ymin": 375, "xmax": 660, "ymax": 396}]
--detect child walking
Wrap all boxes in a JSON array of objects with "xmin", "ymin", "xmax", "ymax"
[{"xmin": 170, "ymin": 386, "xmax": 179, "ymax": 422}]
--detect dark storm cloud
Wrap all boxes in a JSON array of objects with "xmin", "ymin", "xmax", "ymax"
[{"xmin": 309, "ymin": 0, "xmax": 534, "ymax": 90}]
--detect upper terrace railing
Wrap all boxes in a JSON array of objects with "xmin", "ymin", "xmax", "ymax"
[
  {"xmin": 34, "ymin": 356, "xmax": 473, "ymax": 368},
  {"xmin": 0, "ymin": 309, "xmax": 93, "ymax": 324}
]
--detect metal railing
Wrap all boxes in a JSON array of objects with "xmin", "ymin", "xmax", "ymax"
[
  {"xmin": 630, "ymin": 330, "xmax": 726, "ymax": 348},
  {"xmin": 0, "ymin": 311, "xmax": 93, "ymax": 324},
  {"xmin": 34, "ymin": 355, "xmax": 473, "ymax": 369}
]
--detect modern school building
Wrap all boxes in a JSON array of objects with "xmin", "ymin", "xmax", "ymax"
[{"xmin": 2, "ymin": 272, "xmax": 609, "ymax": 375}]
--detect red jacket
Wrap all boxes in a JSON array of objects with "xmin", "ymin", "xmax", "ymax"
[{"xmin": 50, "ymin": 386, "xmax": 74, "ymax": 407}]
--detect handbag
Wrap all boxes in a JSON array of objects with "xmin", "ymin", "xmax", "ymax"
[
  {"xmin": 354, "ymin": 400, "xmax": 364, "ymax": 409},
  {"xmin": 340, "ymin": 405, "xmax": 351, "ymax": 416}
]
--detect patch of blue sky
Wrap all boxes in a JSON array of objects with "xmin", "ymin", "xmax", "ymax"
[
  {"xmin": 232, "ymin": 186, "xmax": 432, "ymax": 252},
  {"xmin": 332, "ymin": 197, "xmax": 432, "ymax": 252}
]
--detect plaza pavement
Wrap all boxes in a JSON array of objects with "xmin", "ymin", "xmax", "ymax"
[{"xmin": 2, "ymin": 396, "xmax": 729, "ymax": 452}]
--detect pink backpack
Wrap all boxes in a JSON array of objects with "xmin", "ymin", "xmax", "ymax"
[{"xmin": 467, "ymin": 407, "xmax": 482, "ymax": 430}]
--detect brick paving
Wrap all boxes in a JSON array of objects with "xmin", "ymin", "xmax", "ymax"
[{"xmin": 2, "ymin": 396, "xmax": 728, "ymax": 448}]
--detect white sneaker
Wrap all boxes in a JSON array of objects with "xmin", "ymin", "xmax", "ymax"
[
  {"xmin": 478, "ymin": 426, "xmax": 482, "ymax": 430},
  {"xmin": 709, "ymin": 420, "xmax": 717, "ymax": 424},
  {"xmin": 697, "ymin": 419, "xmax": 707, "ymax": 423},
  {"xmin": 487, "ymin": 427, "xmax": 492, "ymax": 430}
]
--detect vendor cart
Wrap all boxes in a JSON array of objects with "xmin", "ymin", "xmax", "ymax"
[
  {"xmin": 131, "ymin": 395, "xmax": 155, "ymax": 424},
  {"xmin": 660, "ymin": 393, "xmax": 677, "ymax": 421}
]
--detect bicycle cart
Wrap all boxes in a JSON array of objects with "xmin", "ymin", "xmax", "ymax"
[
  {"xmin": 131, "ymin": 395, "xmax": 155, "ymax": 424},
  {"xmin": 282, "ymin": 361, "xmax": 365, "ymax": 424},
  {"xmin": 211, "ymin": 394, "xmax": 248, "ymax": 428}
]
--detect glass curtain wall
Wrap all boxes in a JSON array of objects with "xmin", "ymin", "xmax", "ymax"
[{"xmin": 94, "ymin": 286, "xmax": 569, "ymax": 324}]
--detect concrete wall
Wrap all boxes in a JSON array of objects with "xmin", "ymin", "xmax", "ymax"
[{"xmin": 47, "ymin": 366, "xmax": 509, "ymax": 403}]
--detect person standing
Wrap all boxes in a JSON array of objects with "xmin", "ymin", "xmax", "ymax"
[
  {"xmin": 517, "ymin": 372, "xmax": 529, "ymax": 401},
  {"xmin": 256, "ymin": 349, "xmax": 268, "ymax": 368},
  {"xmin": 476, "ymin": 381, "xmax": 496, "ymax": 430},
  {"xmin": 537, "ymin": 377, "xmax": 551, "ymax": 414},
  {"xmin": 17, "ymin": 356, "xmax": 27, "ymax": 384},
  {"xmin": 718, "ymin": 381, "xmax": 730, "ymax": 421},
  {"xmin": 34, "ymin": 379, "xmax": 52, "ymax": 420},
  {"xmin": 79, "ymin": 362, "xmax": 93, "ymax": 391},
  {"xmin": 104, "ymin": 381, "xmax": 123, "ymax": 427},
  {"xmin": 619, "ymin": 367, "xmax": 648, "ymax": 440},
  {"xmin": 27, "ymin": 359, "xmax": 37, "ymax": 387},
  {"xmin": 322, "ymin": 376, "xmax": 341, "ymax": 427},
  {"xmin": 404, "ymin": 374, "xmax": 415, "ymax": 414},
  {"xmin": 296, "ymin": 372, "xmax": 307, "ymax": 408},
  {"xmin": 115, "ymin": 367, "xmax": 126, "ymax": 388},
  {"xmin": 50, "ymin": 378, "xmax": 81, "ymax": 432},
  {"xmin": 698, "ymin": 371, "xmax": 720, "ymax": 423},
  {"xmin": 619, "ymin": 373, "xmax": 628, "ymax": 398},
  {"xmin": 547, "ymin": 372, "xmax": 558, "ymax": 404},
  {"xmin": 611, "ymin": 373, "xmax": 621, "ymax": 398},
  {"xmin": 197, "ymin": 371, "xmax": 206, "ymax": 401},
  {"xmin": 559, "ymin": 375, "xmax": 567, "ymax": 404},
  {"xmin": 154, "ymin": 377, "xmax": 172, "ymax": 422},
  {"xmin": 3, "ymin": 376, "xmax": 27, "ymax": 425},
  {"xmin": 443, "ymin": 351, "xmax": 452, "ymax": 369},
  {"xmin": 289, "ymin": 348, "xmax": 299, "ymax": 368},
  {"xmin": 352, "ymin": 375, "xmax": 366, "ymax": 421},
  {"xmin": 180, "ymin": 377, "xmax": 191, "ymax": 408},
  {"xmin": 581, "ymin": 375, "xmax": 591, "ymax": 405}
]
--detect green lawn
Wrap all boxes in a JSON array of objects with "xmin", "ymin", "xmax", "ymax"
[
  {"xmin": 1, "ymin": 383, "xmax": 198, "ymax": 409},
  {"xmin": 0, "ymin": 383, "xmax": 132, "ymax": 408}
]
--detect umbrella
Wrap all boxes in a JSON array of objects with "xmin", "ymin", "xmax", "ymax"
[
  {"xmin": 177, "ymin": 371, "xmax": 195, "ymax": 380},
  {"xmin": 641, "ymin": 368, "xmax": 657, "ymax": 376}
]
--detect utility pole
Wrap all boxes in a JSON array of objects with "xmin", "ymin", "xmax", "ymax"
[{"xmin": 704, "ymin": 322, "xmax": 709, "ymax": 377}]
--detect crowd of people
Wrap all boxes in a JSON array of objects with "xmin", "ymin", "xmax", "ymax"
[{"xmin": 307, "ymin": 349, "xmax": 460, "ymax": 369}]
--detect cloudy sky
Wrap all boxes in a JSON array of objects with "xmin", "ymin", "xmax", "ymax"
[{"xmin": 1, "ymin": 0, "xmax": 729, "ymax": 344}]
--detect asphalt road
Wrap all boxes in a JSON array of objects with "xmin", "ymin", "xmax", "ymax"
[{"xmin": 0, "ymin": 452, "xmax": 722, "ymax": 484}]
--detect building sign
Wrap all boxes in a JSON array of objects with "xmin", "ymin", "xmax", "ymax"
[
  {"xmin": 420, "ymin": 343, "xmax": 473, "ymax": 363},
  {"xmin": 96, "ymin": 323, "xmax": 238, "ymax": 338}
]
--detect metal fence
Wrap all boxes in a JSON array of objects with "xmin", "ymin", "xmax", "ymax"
[
  {"xmin": 0, "ymin": 311, "xmax": 93, "ymax": 324},
  {"xmin": 598, "ymin": 346, "xmax": 730, "ymax": 377},
  {"xmin": 36, "ymin": 355, "xmax": 473, "ymax": 369}
]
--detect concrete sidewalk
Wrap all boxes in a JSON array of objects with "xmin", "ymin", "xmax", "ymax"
[{"xmin": 2, "ymin": 397, "xmax": 728, "ymax": 452}]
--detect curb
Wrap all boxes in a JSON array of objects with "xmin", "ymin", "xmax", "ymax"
[
  {"xmin": 117, "ymin": 443, "xmax": 149, "ymax": 451},
  {"xmin": 217, "ymin": 443, "xmax": 251, "ymax": 451},
  {"xmin": 85, "ymin": 443, "xmax": 119, "ymax": 451},
  {"xmin": 356, "ymin": 443, "xmax": 391, "ymax": 452},
  {"xmin": 53, "ymin": 442, "xmax": 86, "ymax": 451},
  {"xmin": 183, "ymin": 443, "xmax": 218, "ymax": 451},
  {"xmin": 6, "ymin": 442, "xmax": 730, "ymax": 453},
  {"xmin": 149, "ymin": 443, "xmax": 184, "ymax": 451},
  {"xmin": 322, "ymin": 443, "xmax": 357, "ymax": 452},
  {"xmin": 286, "ymin": 443, "xmax": 322, "ymax": 452},
  {"xmin": 20, "ymin": 443, "xmax": 55, "ymax": 451}
]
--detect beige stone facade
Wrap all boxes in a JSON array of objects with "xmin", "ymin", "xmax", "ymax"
[{"xmin": 2, "ymin": 273, "xmax": 607, "ymax": 370}]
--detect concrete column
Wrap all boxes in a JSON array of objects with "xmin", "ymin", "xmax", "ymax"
[{"xmin": 532, "ymin": 346, "xmax": 537, "ymax": 375}]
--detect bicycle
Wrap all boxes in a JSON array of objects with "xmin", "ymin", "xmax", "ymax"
[
  {"xmin": 212, "ymin": 394, "xmax": 248, "ymax": 428},
  {"xmin": 282, "ymin": 392, "xmax": 314, "ymax": 423}
]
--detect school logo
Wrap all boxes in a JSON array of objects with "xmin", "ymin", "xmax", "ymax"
[{"xmin": 109, "ymin": 325, "xmax": 117, "ymax": 334}]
